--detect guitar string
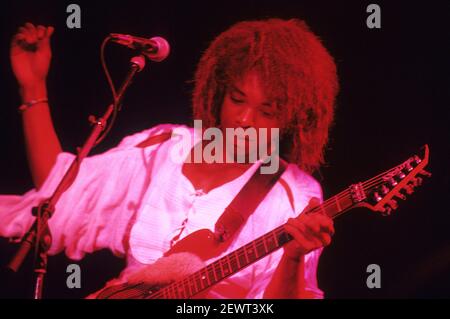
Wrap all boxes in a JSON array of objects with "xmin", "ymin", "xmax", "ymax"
[
  {"xmin": 100, "ymin": 282, "xmax": 149, "ymax": 299},
  {"xmin": 319, "ymin": 164, "xmax": 405, "ymax": 203},
  {"xmin": 117, "ymin": 163, "xmax": 415, "ymax": 299},
  {"xmin": 149, "ymin": 161, "xmax": 414, "ymax": 298},
  {"xmin": 152, "ymin": 179, "xmax": 410, "ymax": 299},
  {"xmin": 149, "ymin": 174, "xmax": 408, "ymax": 299}
]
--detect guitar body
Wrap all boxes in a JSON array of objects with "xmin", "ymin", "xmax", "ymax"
[
  {"xmin": 96, "ymin": 229, "xmax": 224, "ymax": 299},
  {"xmin": 95, "ymin": 146, "xmax": 430, "ymax": 299},
  {"xmin": 165, "ymin": 229, "xmax": 225, "ymax": 260}
]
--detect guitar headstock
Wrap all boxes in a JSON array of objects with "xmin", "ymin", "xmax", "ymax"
[{"xmin": 352, "ymin": 145, "xmax": 431, "ymax": 215}]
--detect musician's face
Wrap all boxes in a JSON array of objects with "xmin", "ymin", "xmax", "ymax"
[{"xmin": 220, "ymin": 70, "xmax": 281, "ymax": 161}]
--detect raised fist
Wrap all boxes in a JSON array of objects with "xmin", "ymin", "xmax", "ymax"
[{"xmin": 10, "ymin": 22, "xmax": 54, "ymax": 89}]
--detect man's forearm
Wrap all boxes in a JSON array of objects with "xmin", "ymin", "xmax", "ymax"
[
  {"xmin": 20, "ymin": 83, "xmax": 62, "ymax": 189},
  {"xmin": 263, "ymin": 253, "xmax": 306, "ymax": 298}
]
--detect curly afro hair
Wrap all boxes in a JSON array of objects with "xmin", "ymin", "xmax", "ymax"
[{"xmin": 192, "ymin": 18, "xmax": 339, "ymax": 173}]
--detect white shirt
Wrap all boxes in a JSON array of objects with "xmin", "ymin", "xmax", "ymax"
[{"xmin": 0, "ymin": 124, "xmax": 324, "ymax": 298}]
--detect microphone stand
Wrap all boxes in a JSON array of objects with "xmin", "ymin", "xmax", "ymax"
[{"xmin": 7, "ymin": 55, "xmax": 147, "ymax": 299}]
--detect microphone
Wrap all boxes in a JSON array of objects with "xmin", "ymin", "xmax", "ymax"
[{"xmin": 109, "ymin": 33, "xmax": 170, "ymax": 62}]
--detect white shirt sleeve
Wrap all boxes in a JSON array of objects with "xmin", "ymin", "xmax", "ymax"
[{"xmin": 0, "ymin": 124, "xmax": 176, "ymax": 260}]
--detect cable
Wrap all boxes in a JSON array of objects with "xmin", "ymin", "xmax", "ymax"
[{"xmin": 94, "ymin": 36, "xmax": 120, "ymax": 146}]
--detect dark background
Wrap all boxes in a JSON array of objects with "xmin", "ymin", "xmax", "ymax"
[{"xmin": 0, "ymin": 0, "xmax": 449, "ymax": 299}]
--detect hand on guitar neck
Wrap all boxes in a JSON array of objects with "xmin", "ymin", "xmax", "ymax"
[
  {"xmin": 94, "ymin": 146, "xmax": 430, "ymax": 299},
  {"xmin": 283, "ymin": 197, "xmax": 335, "ymax": 261}
]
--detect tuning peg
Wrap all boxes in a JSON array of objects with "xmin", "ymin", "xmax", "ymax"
[
  {"xmin": 382, "ymin": 205, "xmax": 392, "ymax": 216},
  {"xmin": 419, "ymin": 169, "xmax": 432, "ymax": 178},
  {"xmin": 380, "ymin": 184, "xmax": 390, "ymax": 195},
  {"xmin": 413, "ymin": 155, "xmax": 422, "ymax": 165},
  {"xmin": 388, "ymin": 199, "xmax": 399, "ymax": 210},
  {"xmin": 372, "ymin": 191, "xmax": 382, "ymax": 202},
  {"xmin": 387, "ymin": 177, "xmax": 398, "ymax": 187},
  {"xmin": 397, "ymin": 171, "xmax": 406, "ymax": 180},
  {"xmin": 411, "ymin": 177, "xmax": 423, "ymax": 187},
  {"xmin": 381, "ymin": 200, "xmax": 398, "ymax": 216},
  {"xmin": 403, "ymin": 162, "xmax": 413, "ymax": 172},
  {"xmin": 395, "ymin": 192, "xmax": 407, "ymax": 200},
  {"xmin": 402, "ymin": 184, "xmax": 415, "ymax": 195}
]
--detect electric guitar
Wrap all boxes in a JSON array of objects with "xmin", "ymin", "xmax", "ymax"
[{"xmin": 96, "ymin": 145, "xmax": 431, "ymax": 299}]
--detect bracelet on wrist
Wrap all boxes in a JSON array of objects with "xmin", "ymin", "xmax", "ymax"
[{"xmin": 19, "ymin": 98, "xmax": 48, "ymax": 113}]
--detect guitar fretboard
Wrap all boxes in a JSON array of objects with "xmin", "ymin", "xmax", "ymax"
[
  {"xmin": 96, "ymin": 146, "xmax": 428, "ymax": 299},
  {"xmin": 151, "ymin": 192, "xmax": 354, "ymax": 299}
]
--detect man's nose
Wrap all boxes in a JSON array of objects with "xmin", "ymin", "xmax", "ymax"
[{"xmin": 238, "ymin": 107, "xmax": 255, "ymax": 127}]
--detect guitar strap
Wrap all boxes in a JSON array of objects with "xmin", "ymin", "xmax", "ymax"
[
  {"xmin": 136, "ymin": 129, "xmax": 288, "ymax": 243},
  {"xmin": 214, "ymin": 159, "xmax": 288, "ymax": 242}
]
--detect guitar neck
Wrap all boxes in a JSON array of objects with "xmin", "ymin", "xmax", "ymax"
[
  {"xmin": 97, "ymin": 146, "xmax": 428, "ymax": 299},
  {"xmin": 152, "ymin": 192, "xmax": 354, "ymax": 299}
]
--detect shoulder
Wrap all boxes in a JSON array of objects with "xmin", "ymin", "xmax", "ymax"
[
  {"xmin": 278, "ymin": 163, "xmax": 323, "ymax": 213},
  {"xmin": 113, "ymin": 123, "xmax": 194, "ymax": 150}
]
